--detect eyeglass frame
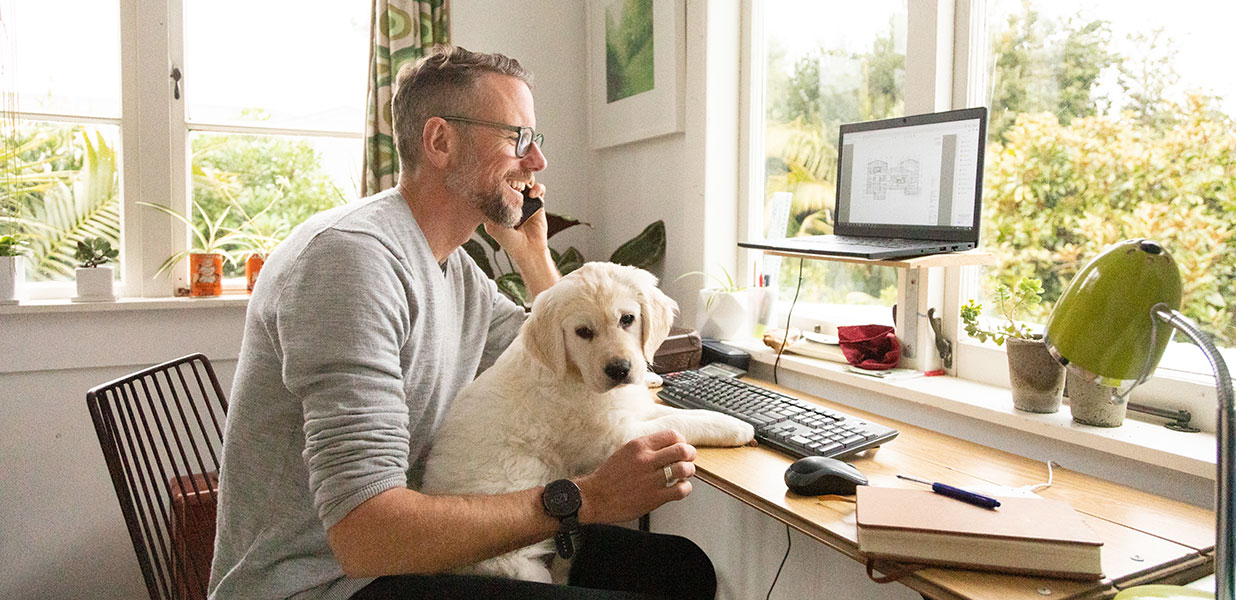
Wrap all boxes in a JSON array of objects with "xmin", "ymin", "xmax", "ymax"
[{"xmin": 440, "ymin": 116, "xmax": 544, "ymax": 158}]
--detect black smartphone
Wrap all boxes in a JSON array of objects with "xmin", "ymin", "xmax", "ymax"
[{"xmin": 518, "ymin": 186, "xmax": 543, "ymax": 227}]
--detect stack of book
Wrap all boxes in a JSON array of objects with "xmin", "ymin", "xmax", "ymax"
[{"xmin": 856, "ymin": 486, "xmax": 1104, "ymax": 579}]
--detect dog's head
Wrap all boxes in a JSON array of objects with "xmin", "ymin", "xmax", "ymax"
[{"xmin": 523, "ymin": 262, "xmax": 677, "ymax": 393}]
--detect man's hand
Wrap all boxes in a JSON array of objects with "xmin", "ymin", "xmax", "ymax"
[
  {"xmin": 575, "ymin": 430, "xmax": 698, "ymax": 524},
  {"xmin": 485, "ymin": 181, "xmax": 559, "ymax": 297}
]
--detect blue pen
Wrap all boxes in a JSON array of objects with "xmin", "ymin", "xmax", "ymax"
[{"xmin": 897, "ymin": 475, "xmax": 1001, "ymax": 509}]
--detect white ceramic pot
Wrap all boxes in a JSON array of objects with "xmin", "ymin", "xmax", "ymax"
[
  {"xmin": 696, "ymin": 288, "xmax": 750, "ymax": 339},
  {"xmin": 0, "ymin": 255, "xmax": 22, "ymax": 304},
  {"xmin": 74, "ymin": 266, "xmax": 117, "ymax": 302}
]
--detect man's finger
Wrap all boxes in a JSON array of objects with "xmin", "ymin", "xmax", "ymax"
[{"xmin": 638, "ymin": 429, "xmax": 686, "ymax": 449}]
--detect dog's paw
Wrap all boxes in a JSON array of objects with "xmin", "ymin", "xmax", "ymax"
[{"xmin": 718, "ymin": 416, "xmax": 756, "ymax": 446}]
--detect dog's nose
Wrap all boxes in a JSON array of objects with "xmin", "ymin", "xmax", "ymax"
[{"xmin": 604, "ymin": 359, "xmax": 631, "ymax": 383}]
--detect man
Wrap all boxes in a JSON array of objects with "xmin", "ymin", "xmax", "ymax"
[{"xmin": 208, "ymin": 45, "xmax": 717, "ymax": 600}]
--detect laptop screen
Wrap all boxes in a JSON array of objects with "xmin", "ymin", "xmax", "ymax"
[{"xmin": 834, "ymin": 107, "xmax": 987, "ymax": 242}]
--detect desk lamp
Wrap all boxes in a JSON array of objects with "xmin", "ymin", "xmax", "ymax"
[{"xmin": 1044, "ymin": 239, "xmax": 1232, "ymax": 600}]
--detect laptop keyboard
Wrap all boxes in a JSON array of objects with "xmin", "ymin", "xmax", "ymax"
[
  {"xmin": 820, "ymin": 236, "xmax": 928, "ymax": 248},
  {"xmin": 657, "ymin": 370, "xmax": 899, "ymax": 460}
]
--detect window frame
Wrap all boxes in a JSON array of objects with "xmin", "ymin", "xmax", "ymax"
[{"xmin": 741, "ymin": 0, "xmax": 1221, "ymax": 432}]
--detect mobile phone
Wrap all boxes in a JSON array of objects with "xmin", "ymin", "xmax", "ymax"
[{"xmin": 518, "ymin": 186, "xmax": 543, "ymax": 227}]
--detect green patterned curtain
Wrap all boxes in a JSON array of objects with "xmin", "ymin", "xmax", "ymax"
[{"xmin": 363, "ymin": 0, "xmax": 449, "ymax": 196}]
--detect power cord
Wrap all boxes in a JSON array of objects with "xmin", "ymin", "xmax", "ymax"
[
  {"xmin": 765, "ymin": 524, "xmax": 792, "ymax": 600},
  {"xmin": 773, "ymin": 258, "xmax": 805, "ymax": 386}
]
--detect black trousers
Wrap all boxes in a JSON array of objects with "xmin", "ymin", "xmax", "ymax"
[{"xmin": 350, "ymin": 524, "xmax": 716, "ymax": 600}]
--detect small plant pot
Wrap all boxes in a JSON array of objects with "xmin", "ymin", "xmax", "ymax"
[
  {"xmin": 696, "ymin": 289, "xmax": 750, "ymax": 340},
  {"xmin": 1005, "ymin": 336, "xmax": 1065, "ymax": 413},
  {"xmin": 245, "ymin": 254, "xmax": 265, "ymax": 293},
  {"xmin": 0, "ymin": 255, "xmax": 22, "ymax": 305},
  {"xmin": 1066, "ymin": 373, "xmax": 1125, "ymax": 427},
  {"xmin": 73, "ymin": 266, "xmax": 116, "ymax": 302},
  {"xmin": 190, "ymin": 253, "xmax": 223, "ymax": 297}
]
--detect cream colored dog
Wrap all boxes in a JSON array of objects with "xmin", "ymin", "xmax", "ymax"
[{"xmin": 421, "ymin": 262, "xmax": 755, "ymax": 583}]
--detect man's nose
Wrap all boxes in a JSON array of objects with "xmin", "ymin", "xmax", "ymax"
[{"xmin": 522, "ymin": 140, "xmax": 547, "ymax": 172}]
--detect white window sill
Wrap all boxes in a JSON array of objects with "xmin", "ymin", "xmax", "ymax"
[
  {"xmin": 724, "ymin": 338, "xmax": 1218, "ymax": 482},
  {"xmin": 0, "ymin": 293, "xmax": 250, "ymax": 315}
]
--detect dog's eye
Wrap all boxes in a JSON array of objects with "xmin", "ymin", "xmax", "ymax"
[
  {"xmin": 575, "ymin": 326, "xmax": 594, "ymax": 340},
  {"xmin": 619, "ymin": 314, "xmax": 635, "ymax": 328}
]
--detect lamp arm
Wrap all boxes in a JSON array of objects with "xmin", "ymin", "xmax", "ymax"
[{"xmin": 1153, "ymin": 304, "xmax": 1234, "ymax": 600}]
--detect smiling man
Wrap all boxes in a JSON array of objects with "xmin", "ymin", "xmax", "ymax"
[{"xmin": 208, "ymin": 45, "xmax": 719, "ymax": 600}]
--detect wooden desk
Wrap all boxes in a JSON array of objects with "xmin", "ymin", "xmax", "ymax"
[{"xmin": 680, "ymin": 379, "xmax": 1215, "ymax": 600}]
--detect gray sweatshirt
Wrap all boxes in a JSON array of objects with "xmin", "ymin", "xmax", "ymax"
[{"xmin": 208, "ymin": 188, "xmax": 526, "ymax": 599}]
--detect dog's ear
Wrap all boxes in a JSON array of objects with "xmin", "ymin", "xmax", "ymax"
[
  {"xmin": 523, "ymin": 288, "xmax": 568, "ymax": 377},
  {"xmin": 637, "ymin": 274, "xmax": 679, "ymax": 364}
]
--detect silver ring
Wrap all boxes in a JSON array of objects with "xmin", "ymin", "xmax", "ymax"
[{"xmin": 663, "ymin": 464, "xmax": 675, "ymax": 486}]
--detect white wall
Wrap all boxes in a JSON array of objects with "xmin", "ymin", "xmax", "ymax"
[{"xmin": 1, "ymin": 305, "xmax": 246, "ymax": 600}]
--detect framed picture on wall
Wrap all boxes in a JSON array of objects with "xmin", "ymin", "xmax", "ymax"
[{"xmin": 585, "ymin": 0, "xmax": 685, "ymax": 150}]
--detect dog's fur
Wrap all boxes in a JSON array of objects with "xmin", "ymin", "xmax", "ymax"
[{"xmin": 421, "ymin": 262, "xmax": 754, "ymax": 583}]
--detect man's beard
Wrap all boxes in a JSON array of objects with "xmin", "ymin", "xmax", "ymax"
[{"xmin": 445, "ymin": 149, "xmax": 520, "ymax": 228}]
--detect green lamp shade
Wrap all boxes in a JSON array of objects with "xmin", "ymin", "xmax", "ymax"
[{"xmin": 1044, "ymin": 239, "xmax": 1182, "ymax": 387}]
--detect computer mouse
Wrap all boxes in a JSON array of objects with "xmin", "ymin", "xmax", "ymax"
[{"xmin": 783, "ymin": 456, "xmax": 869, "ymax": 496}]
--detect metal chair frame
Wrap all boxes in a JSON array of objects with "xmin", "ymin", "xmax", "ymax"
[{"xmin": 87, "ymin": 353, "xmax": 228, "ymax": 600}]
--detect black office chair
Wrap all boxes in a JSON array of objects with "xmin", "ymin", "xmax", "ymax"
[{"xmin": 87, "ymin": 353, "xmax": 228, "ymax": 600}]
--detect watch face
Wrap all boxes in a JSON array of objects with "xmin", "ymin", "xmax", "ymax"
[{"xmin": 542, "ymin": 479, "xmax": 582, "ymax": 516}]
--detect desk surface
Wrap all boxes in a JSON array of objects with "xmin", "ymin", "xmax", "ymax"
[{"xmin": 674, "ymin": 378, "xmax": 1216, "ymax": 600}]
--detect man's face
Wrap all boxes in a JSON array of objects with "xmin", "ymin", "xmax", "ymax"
[{"xmin": 444, "ymin": 74, "xmax": 547, "ymax": 227}]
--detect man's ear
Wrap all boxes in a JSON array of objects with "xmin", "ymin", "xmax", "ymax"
[
  {"xmin": 523, "ymin": 291, "xmax": 567, "ymax": 377},
  {"xmin": 639, "ymin": 279, "xmax": 678, "ymax": 364},
  {"xmin": 421, "ymin": 117, "xmax": 454, "ymax": 170}
]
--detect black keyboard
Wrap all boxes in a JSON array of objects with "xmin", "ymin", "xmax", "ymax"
[{"xmin": 657, "ymin": 369, "xmax": 899, "ymax": 460}]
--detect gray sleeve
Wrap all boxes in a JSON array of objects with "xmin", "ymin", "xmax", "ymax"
[
  {"xmin": 459, "ymin": 253, "xmax": 528, "ymax": 374},
  {"xmin": 273, "ymin": 230, "xmax": 412, "ymax": 529}
]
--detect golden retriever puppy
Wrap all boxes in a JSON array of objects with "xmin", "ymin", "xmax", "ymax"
[{"xmin": 421, "ymin": 262, "xmax": 755, "ymax": 583}]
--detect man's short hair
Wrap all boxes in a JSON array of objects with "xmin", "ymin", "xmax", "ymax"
[{"xmin": 391, "ymin": 44, "xmax": 533, "ymax": 173}]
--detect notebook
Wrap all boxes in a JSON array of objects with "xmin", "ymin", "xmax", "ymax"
[
  {"xmin": 741, "ymin": 107, "xmax": 988, "ymax": 260},
  {"xmin": 855, "ymin": 486, "xmax": 1104, "ymax": 580}
]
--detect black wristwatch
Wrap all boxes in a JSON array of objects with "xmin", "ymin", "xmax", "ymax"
[{"xmin": 541, "ymin": 479, "xmax": 583, "ymax": 559}]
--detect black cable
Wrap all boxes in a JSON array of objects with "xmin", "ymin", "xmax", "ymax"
[
  {"xmin": 772, "ymin": 258, "xmax": 805, "ymax": 385},
  {"xmin": 765, "ymin": 524, "xmax": 792, "ymax": 600}
]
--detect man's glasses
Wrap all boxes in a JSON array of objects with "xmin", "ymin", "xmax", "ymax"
[{"xmin": 441, "ymin": 116, "xmax": 544, "ymax": 158}]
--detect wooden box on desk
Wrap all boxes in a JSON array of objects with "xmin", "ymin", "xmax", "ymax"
[
  {"xmin": 169, "ymin": 471, "xmax": 219, "ymax": 600},
  {"xmin": 652, "ymin": 327, "xmax": 702, "ymax": 373},
  {"xmin": 855, "ymin": 486, "xmax": 1105, "ymax": 580}
]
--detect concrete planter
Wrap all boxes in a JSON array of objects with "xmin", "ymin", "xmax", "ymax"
[
  {"xmin": 696, "ymin": 289, "xmax": 750, "ymax": 340},
  {"xmin": 0, "ymin": 255, "xmax": 21, "ymax": 304},
  {"xmin": 1066, "ymin": 373, "xmax": 1125, "ymax": 427},
  {"xmin": 1006, "ymin": 336, "xmax": 1065, "ymax": 413},
  {"xmin": 73, "ymin": 266, "xmax": 116, "ymax": 302}
]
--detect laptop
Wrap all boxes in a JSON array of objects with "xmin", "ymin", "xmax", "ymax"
[{"xmin": 740, "ymin": 107, "xmax": 988, "ymax": 260}]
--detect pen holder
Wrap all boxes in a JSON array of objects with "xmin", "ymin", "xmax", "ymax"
[{"xmin": 750, "ymin": 285, "xmax": 779, "ymax": 337}]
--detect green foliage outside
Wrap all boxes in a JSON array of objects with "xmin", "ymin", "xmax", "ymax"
[
  {"xmin": 0, "ymin": 123, "xmax": 119, "ymax": 281},
  {"xmin": 763, "ymin": 16, "xmax": 905, "ymax": 307},
  {"xmin": 763, "ymin": 3, "xmax": 1236, "ymax": 346},
  {"xmin": 0, "ymin": 113, "xmax": 350, "ymax": 282}
]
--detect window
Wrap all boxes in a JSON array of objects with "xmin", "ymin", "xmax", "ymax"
[
  {"xmin": 758, "ymin": 0, "xmax": 908, "ymax": 328},
  {"xmin": 1, "ymin": 0, "xmax": 366, "ymax": 297},
  {"xmin": 747, "ymin": 0, "xmax": 1226, "ymax": 429},
  {"xmin": 978, "ymin": 0, "xmax": 1236, "ymax": 382}
]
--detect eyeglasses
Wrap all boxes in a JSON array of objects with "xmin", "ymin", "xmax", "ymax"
[{"xmin": 440, "ymin": 116, "xmax": 544, "ymax": 158}]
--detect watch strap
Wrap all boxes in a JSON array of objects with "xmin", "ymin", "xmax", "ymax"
[{"xmin": 553, "ymin": 515, "xmax": 582, "ymax": 559}]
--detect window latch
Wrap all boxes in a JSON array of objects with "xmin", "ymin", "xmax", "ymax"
[
  {"xmin": 928, "ymin": 308, "xmax": 953, "ymax": 369},
  {"xmin": 171, "ymin": 67, "xmax": 182, "ymax": 100}
]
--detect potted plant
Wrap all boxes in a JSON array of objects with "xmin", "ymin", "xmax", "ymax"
[
  {"xmin": 961, "ymin": 277, "xmax": 1065, "ymax": 413},
  {"xmin": 137, "ymin": 200, "xmax": 240, "ymax": 297},
  {"xmin": 73, "ymin": 237, "xmax": 119, "ymax": 302},
  {"xmin": 0, "ymin": 233, "xmax": 26, "ymax": 304},
  {"xmin": 681, "ymin": 267, "xmax": 750, "ymax": 340},
  {"xmin": 464, "ymin": 215, "xmax": 665, "ymax": 308}
]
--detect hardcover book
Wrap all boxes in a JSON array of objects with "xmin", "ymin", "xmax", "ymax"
[{"xmin": 856, "ymin": 486, "xmax": 1104, "ymax": 579}]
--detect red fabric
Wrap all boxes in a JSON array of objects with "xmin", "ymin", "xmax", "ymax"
[{"xmin": 837, "ymin": 325, "xmax": 901, "ymax": 370}]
